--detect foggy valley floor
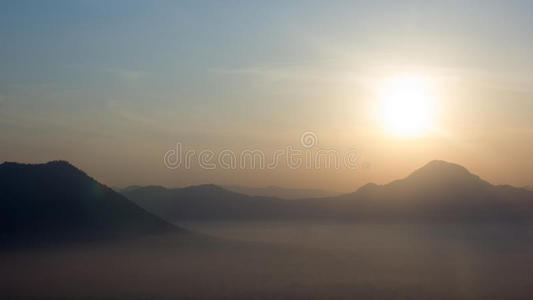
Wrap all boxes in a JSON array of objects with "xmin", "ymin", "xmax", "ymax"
[{"xmin": 2, "ymin": 221, "xmax": 533, "ymax": 300}]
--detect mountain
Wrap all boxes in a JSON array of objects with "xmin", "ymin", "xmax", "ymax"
[
  {"xmin": 223, "ymin": 185, "xmax": 337, "ymax": 199},
  {"xmin": 0, "ymin": 161, "xmax": 177, "ymax": 244},
  {"xmin": 122, "ymin": 184, "xmax": 296, "ymax": 221},
  {"xmin": 330, "ymin": 160, "xmax": 533, "ymax": 221},
  {"xmin": 124, "ymin": 160, "xmax": 533, "ymax": 223}
]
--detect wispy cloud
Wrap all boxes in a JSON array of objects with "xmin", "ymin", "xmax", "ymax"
[
  {"xmin": 218, "ymin": 61, "xmax": 533, "ymax": 94},
  {"xmin": 212, "ymin": 61, "xmax": 373, "ymax": 87}
]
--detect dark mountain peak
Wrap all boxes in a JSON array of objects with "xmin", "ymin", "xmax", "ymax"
[
  {"xmin": 0, "ymin": 161, "xmax": 176, "ymax": 245},
  {"xmin": 1, "ymin": 161, "xmax": 22, "ymax": 167},
  {"xmin": 0, "ymin": 161, "xmax": 101, "ymax": 198},
  {"xmin": 1, "ymin": 160, "xmax": 86, "ymax": 177},
  {"xmin": 44, "ymin": 160, "xmax": 75, "ymax": 167},
  {"xmin": 2, "ymin": 160, "xmax": 73, "ymax": 168}
]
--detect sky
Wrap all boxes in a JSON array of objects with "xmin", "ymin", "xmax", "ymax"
[{"xmin": 1, "ymin": 0, "xmax": 533, "ymax": 192}]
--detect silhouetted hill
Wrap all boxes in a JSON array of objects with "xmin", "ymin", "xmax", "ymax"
[
  {"xmin": 124, "ymin": 160, "xmax": 533, "ymax": 223},
  {"xmin": 0, "ymin": 161, "xmax": 177, "ymax": 245},
  {"xmin": 223, "ymin": 185, "xmax": 337, "ymax": 199},
  {"xmin": 331, "ymin": 160, "xmax": 533, "ymax": 221},
  {"xmin": 123, "ymin": 184, "xmax": 296, "ymax": 221}
]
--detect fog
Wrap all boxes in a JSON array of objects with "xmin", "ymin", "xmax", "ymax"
[{"xmin": 3, "ymin": 221, "xmax": 533, "ymax": 300}]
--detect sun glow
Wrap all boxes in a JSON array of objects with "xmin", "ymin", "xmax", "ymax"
[{"xmin": 379, "ymin": 76, "xmax": 436, "ymax": 138}]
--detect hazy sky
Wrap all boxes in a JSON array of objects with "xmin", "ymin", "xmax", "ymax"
[{"xmin": 1, "ymin": 1, "xmax": 533, "ymax": 192}]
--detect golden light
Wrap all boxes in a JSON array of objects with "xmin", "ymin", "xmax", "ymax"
[{"xmin": 379, "ymin": 76, "xmax": 436, "ymax": 138}]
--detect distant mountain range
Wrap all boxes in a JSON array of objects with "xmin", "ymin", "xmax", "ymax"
[
  {"xmin": 2, "ymin": 160, "xmax": 532, "ymax": 246},
  {"xmin": 118, "ymin": 185, "xmax": 337, "ymax": 200},
  {"xmin": 121, "ymin": 184, "xmax": 292, "ymax": 221},
  {"xmin": 0, "ymin": 161, "xmax": 177, "ymax": 245},
  {"xmin": 123, "ymin": 160, "xmax": 533, "ymax": 223},
  {"xmin": 222, "ymin": 185, "xmax": 337, "ymax": 199}
]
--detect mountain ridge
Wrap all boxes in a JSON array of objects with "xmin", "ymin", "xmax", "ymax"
[
  {"xmin": 0, "ymin": 160, "xmax": 178, "ymax": 245},
  {"xmin": 123, "ymin": 160, "xmax": 533, "ymax": 222},
  {"xmin": 223, "ymin": 185, "xmax": 338, "ymax": 199}
]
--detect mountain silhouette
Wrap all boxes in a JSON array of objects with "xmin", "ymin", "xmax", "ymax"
[
  {"xmin": 0, "ymin": 161, "xmax": 177, "ymax": 245},
  {"xmin": 122, "ymin": 184, "xmax": 295, "ymax": 221},
  {"xmin": 124, "ymin": 160, "xmax": 533, "ymax": 222},
  {"xmin": 222, "ymin": 185, "xmax": 337, "ymax": 199},
  {"xmin": 329, "ymin": 160, "xmax": 533, "ymax": 221}
]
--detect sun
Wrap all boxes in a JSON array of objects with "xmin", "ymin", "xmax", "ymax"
[{"xmin": 379, "ymin": 76, "xmax": 436, "ymax": 138}]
